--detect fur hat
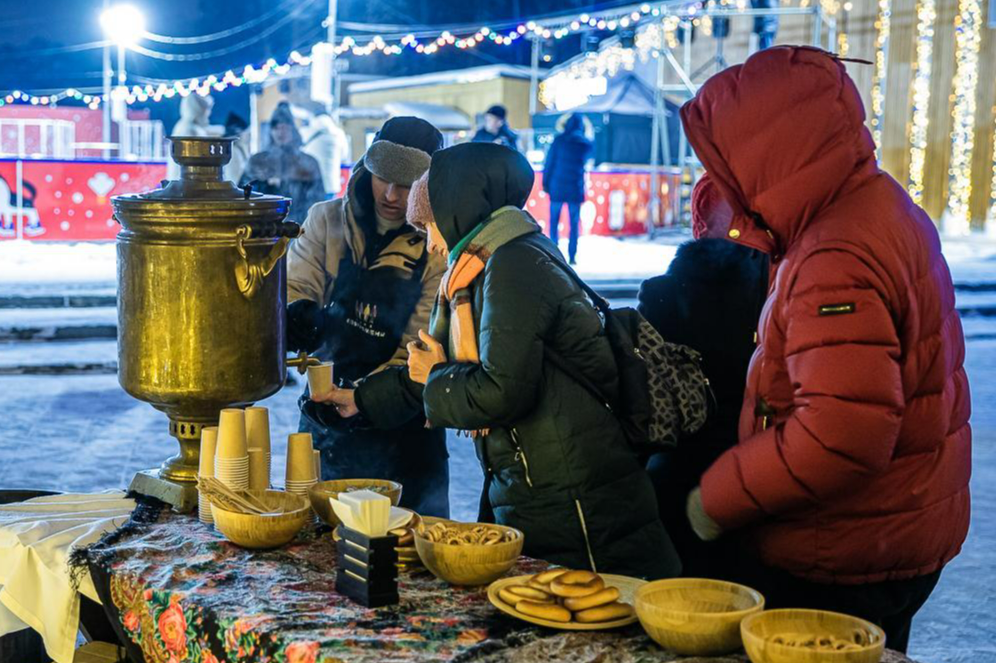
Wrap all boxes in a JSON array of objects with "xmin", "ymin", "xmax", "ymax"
[
  {"xmin": 406, "ymin": 170, "xmax": 434, "ymax": 231},
  {"xmin": 365, "ymin": 116, "xmax": 443, "ymax": 187}
]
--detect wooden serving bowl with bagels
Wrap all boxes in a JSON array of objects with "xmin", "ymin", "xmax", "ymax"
[{"xmin": 414, "ymin": 521, "xmax": 523, "ymax": 586}]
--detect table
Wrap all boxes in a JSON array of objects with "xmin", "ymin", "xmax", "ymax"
[{"xmin": 78, "ymin": 498, "xmax": 919, "ymax": 663}]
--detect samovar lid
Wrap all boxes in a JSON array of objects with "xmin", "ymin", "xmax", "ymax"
[{"xmin": 116, "ymin": 136, "xmax": 287, "ymax": 205}]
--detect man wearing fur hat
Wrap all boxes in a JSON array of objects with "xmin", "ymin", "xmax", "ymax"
[{"xmin": 286, "ymin": 117, "xmax": 450, "ymax": 517}]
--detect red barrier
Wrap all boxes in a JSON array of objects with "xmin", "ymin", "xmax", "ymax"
[
  {"xmin": 0, "ymin": 159, "xmax": 679, "ymax": 241},
  {"xmin": 0, "ymin": 160, "xmax": 166, "ymax": 241}
]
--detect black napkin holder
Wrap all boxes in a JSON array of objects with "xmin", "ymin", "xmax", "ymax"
[{"xmin": 335, "ymin": 525, "xmax": 399, "ymax": 608}]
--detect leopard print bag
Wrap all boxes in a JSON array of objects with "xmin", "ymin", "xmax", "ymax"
[{"xmin": 635, "ymin": 316, "xmax": 711, "ymax": 448}]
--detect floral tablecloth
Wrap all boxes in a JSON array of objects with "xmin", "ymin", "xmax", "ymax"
[{"xmin": 77, "ymin": 498, "xmax": 919, "ymax": 663}]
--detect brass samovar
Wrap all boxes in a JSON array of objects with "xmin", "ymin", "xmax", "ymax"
[{"xmin": 113, "ymin": 136, "xmax": 300, "ymax": 511}]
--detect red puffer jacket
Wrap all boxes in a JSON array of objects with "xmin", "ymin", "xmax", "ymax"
[{"xmin": 682, "ymin": 47, "xmax": 971, "ymax": 585}]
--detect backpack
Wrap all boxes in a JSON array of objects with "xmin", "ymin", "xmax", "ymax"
[{"xmin": 543, "ymin": 251, "xmax": 713, "ymax": 451}]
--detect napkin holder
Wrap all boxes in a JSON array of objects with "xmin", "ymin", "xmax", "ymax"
[{"xmin": 335, "ymin": 525, "xmax": 399, "ymax": 608}]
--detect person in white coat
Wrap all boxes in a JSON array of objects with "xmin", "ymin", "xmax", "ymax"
[{"xmin": 302, "ymin": 106, "xmax": 349, "ymax": 198}]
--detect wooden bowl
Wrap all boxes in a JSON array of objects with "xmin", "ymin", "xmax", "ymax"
[
  {"xmin": 635, "ymin": 578, "xmax": 765, "ymax": 655},
  {"xmin": 414, "ymin": 522, "xmax": 523, "ymax": 586},
  {"xmin": 741, "ymin": 609, "xmax": 885, "ymax": 663},
  {"xmin": 211, "ymin": 490, "xmax": 310, "ymax": 549},
  {"xmin": 309, "ymin": 479, "xmax": 403, "ymax": 527}
]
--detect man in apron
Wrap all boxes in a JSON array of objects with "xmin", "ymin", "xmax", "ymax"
[{"xmin": 285, "ymin": 117, "xmax": 449, "ymax": 516}]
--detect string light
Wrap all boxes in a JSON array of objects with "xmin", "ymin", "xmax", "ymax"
[
  {"xmin": 1, "ymin": 4, "xmax": 672, "ymax": 108},
  {"xmin": 869, "ymin": 0, "xmax": 891, "ymax": 155},
  {"xmin": 907, "ymin": 0, "xmax": 936, "ymax": 205},
  {"xmin": 945, "ymin": 0, "xmax": 983, "ymax": 234}
]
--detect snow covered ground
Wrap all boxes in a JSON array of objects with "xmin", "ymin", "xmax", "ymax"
[{"xmin": 3, "ymin": 232, "xmax": 996, "ymax": 287}]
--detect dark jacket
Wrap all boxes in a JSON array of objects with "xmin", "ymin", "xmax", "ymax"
[
  {"xmin": 542, "ymin": 115, "xmax": 593, "ymax": 204},
  {"xmin": 471, "ymin": 125, "xmax": 519, "ymax": 152},
  {"xmin": 421, "ymin": 143, "xmax": 680, "ymax": 579},
  {"xmin": 683, "ymin": 46, "xmax": 970, "ymax": 583},
  {"xmin": 638, "ymin": 239, "xmax": 768, "ymax": 575}
]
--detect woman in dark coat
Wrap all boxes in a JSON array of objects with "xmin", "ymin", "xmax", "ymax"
[
  {"xmin": 638, "ymin": 174, "xmax": 768, "ymax": 577},
  {"xmin": 542, "ymin": 114, "xmax": 593, "ymax": 265},
  {"xmin": 406, "ymin": 142, "xmax": 680, "ymax": 579}
]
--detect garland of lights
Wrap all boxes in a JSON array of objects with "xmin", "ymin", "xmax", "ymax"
[
  {"xmin": 907, "ymin": 0, "xmax": 936, "ymax": 205},
  {"xmin": 869, "ymin": 0, "xmax": 891, "ymax": 154},
  {"xmin": 945, "ymin": 0, "xmax": 983, "ymax": 234},
  {"xmin": 0, "ymin": 3, "xmax": 666, "ymax": 108}
]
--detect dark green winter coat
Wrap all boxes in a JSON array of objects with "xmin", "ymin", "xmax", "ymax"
[{"xmin": 422, "ymin": 143, "xmax": 680, "ymax": 579}]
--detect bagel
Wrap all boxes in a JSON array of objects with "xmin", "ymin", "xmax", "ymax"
[
  {"xmin": 550, "ymin": 571, "xmax": 605, "ymax": 598},
  {"xmin": 527, "ymin": 578, "xmax": 553, "ymax": 592},
  {"xmin": 574, "ymin": 601, "xmax": 634, "ymax": 623},
  {"xmin": 498, "ymin": 587, "xmax": 524, "ymax": 606},
  {"xmin": 515, "ymin": 600, "xmax": 572, "ymax": 623},
  {"xmin": 508, "ymin": 585, "xmax": 553, "ymax": 602},
  {"xmin": 533, "ymin": 568, "xmax": 569, "ymax": 585},
  {"xmin": 562, "ymin": 586, "xmax": 620, "ymax": 612}
]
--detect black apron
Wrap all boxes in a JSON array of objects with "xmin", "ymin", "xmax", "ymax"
[{"xmin": 299, "ymin": 230, "xmax": 450, "ymax": 517}]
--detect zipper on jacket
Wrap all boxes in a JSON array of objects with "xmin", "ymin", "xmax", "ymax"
[
  {"xmin": 510, "ymin": 428, "xmax": 533, "ymax": 488},
  {"xmin": 574, "ymin": 500, "xmax": 598, "ymax": 573}
]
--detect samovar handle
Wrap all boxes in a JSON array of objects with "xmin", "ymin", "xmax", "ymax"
[{"xmin": 233, "ymin": 223, "xmax": 300, "ymax": 299}]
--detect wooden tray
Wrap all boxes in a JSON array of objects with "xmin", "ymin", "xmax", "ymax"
[{"xmin": 488, "ymin": 573, "xmax": 646, "ymax": 630}]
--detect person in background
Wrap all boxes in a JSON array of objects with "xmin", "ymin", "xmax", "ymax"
[
  {"xmin": 471, "ymin": 105, "xmax": 519, "ymax": 151},
  {"xmin": 222, "ymin": 112, "xmax": 251, "ymax": 186},
  {"xmin": 167, "ymin": 93, "xmax": 220, "ymax": 180},
  {"xmin": 681, "ymin": 46, "xmax": 971, "ymax": 652},
  {"xmin": 751, "ymin": 0, "xmax": 779, "ymax": 50},
  {"xmin": 405, "ymin": 142, "xmax": 680, "ymax": 579},
  {"xmin": 638, "ymin": 174, "xmax": 769, "ymax": 578},
  {"xmin": 285, "ymin": 117, "xmax": 449, "ymax": 517},
  {"xmin": 542, "ymin": 113, "xmax": 593, "ymax": 265},
  {"xmin": 240, "ymin": 102, "xmax": 326, "ymax": 224},
  {"xmin": 302, "ymin": 104, "xmax": 350, "ymax": 199}
]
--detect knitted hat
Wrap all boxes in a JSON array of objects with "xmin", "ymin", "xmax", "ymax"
[
  {"xmin": 485, "ymin": 105, "xmax": 507, "ymax": 120},
  {"xmin": 365, "ymin": 116, "xmax": 444, "ymax": 187},
  {"xmin": 406, "ymin": 170, "xmax": 434, "ymax": 231}
]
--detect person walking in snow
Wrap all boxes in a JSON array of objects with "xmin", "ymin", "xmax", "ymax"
[{"xmin": 543, "ymin": 113, "xmax": 593, "ymax": 265}]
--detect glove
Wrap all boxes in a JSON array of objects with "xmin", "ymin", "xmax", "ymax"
[
  {"xmin": 286, "ymin": 299, "xmax": 324, "ymax": 354},
  {"xmin": 686, "ymin": 487, "xmax": 723, "ymax": 542}
]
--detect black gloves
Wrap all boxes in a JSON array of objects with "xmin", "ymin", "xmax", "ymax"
[{"xmin": 286, "ymin": 299, "xmax": 324, "ymax": 354}]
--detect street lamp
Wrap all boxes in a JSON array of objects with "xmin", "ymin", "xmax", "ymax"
[
  {"xmin": 99, "ymin": 4, "xmax": 145, "ymax": 158},
  {"xmin": 100, "ymin": 4, "xmax": 145, "ymax": 85}
]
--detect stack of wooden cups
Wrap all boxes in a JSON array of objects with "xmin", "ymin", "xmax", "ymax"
[
  {"xmin": 197, "ymin": 426, "xmax": 219, "ymax": 525},
  {"xmin": 245, "ymin": 406, "xmax": 272, "ymax": 491},
  {"xmin": 215, "ymin": 409, "xmax": 249, "ymax": 491}
]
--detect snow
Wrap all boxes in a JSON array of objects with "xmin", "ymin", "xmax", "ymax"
[
  {"xmin": 3, "ymin": 233, "xmax": 996, "ymax": 288},
  {"xmin": 0, "ymin": 241, "xmax": 116, "ymax": 286}
]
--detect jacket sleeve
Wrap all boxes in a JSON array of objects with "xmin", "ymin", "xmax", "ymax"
[
  {"xmin": 700, "ymin": 249, "xmax": 905, "ymax": 530},
  {"xmin": 353, "ymin": 366, "xmax": 427, "ymax": 429},
  {"xmin": 287, "ymin": 201, "xmax": 338, "ymax": 304},
  {"xmin": 422, "ymin": 245, "xmax": 557, "ymax": 430}
]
